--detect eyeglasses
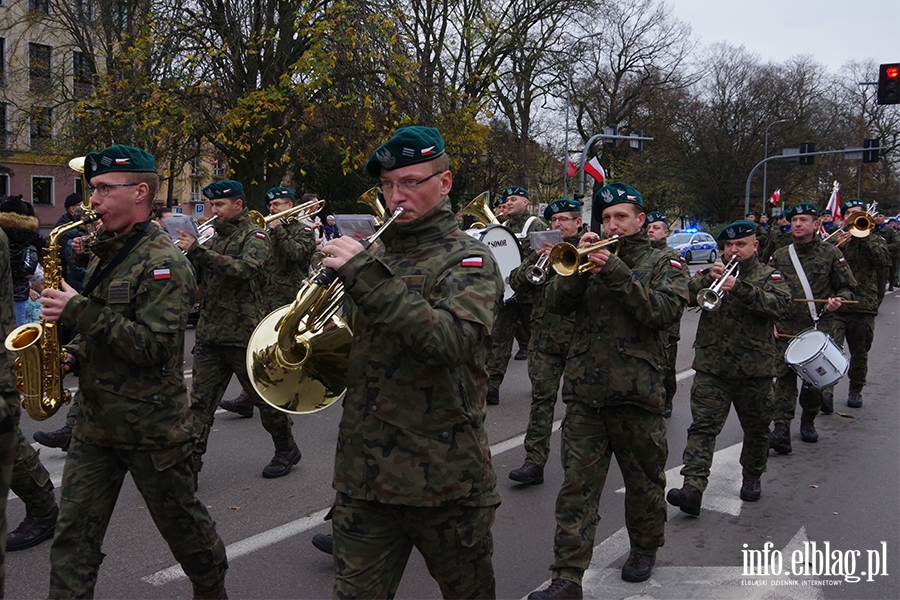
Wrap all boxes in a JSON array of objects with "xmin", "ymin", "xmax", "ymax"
[
  {"xmin": 550, "ymin": 216, "xmax": 578, "ymax": 223},
  {"xmin": 88, "ymin": 183, "xmax": 138, "ymax": 196},
  {"xmin": 376, "ymin": 170, "xmax": 445, "ymax": 194}
]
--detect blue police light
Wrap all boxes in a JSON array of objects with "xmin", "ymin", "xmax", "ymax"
[{"xmin": 684, "ymin": 228, "xmax": 698, "ymax": 233}]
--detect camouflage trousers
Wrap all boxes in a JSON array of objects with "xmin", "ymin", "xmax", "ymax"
[
  {"xmin": 551, "ymin": 402, "xmax": 667, "ymax": 585},
  {"xmin": 331, "ymin": 493, "xmax": 496, "ymax": 599},
  {"xmin": 523, "ymin": 349, "xmax": 565, "ymax": 467},
  {"xmin": 680, "ymin": 372, "xmax": 773, "ymax": 492},
  {"xmin": 663, "ymin": 336, "xmax": 679, "ymax": 408},
  {"xmin": 0, "ymin": 395, "xmax": 20, "ymax": 598},
  {"xmin": 190, "ymin": 344, "xmax": 295, "ymax": 471},
  {"xmin": 827, "ymin": 313, "xmax": 875, "ymax": 393},
  {"xmin": 11, "ymin": 425, "xmax": 56, "ymax": 516},
  {"xmin": 773, "ymin": 319, "xmax": 840, "ymax": 424},
  {"xmin": 486, "ymin": 301, "xmax": 532, "ymax": 390},
  {"xmin": 49, "ymin": 437, "xmax": 227, "ymax": 599}
]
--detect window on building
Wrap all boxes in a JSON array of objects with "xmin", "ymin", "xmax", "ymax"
[
  {"xmin": 29, "ymin": 0, "xmax": 50, "ymax": 13},
  {"xmin": 0, "ymin": 102, "xmax": 7, "ymax": 151},
  {"xmin": 73, "ymin": 51, "xmax": 91, "ymax": 96},
  {"xmin": 191, "ymin": 180, "xmax": 202, "ymax": 202},
  {"xmin": 74, "ymin": 0, "xmax": 93, "ymax": 18},
  {"xmin": 29, "ymin": 43, "xmax": 52, "ymax": 92},
  {"xmin": 30, "ymin": 106, "xmax": 52, "ymax": 148},
  {"xmin": 32, "ymin": 176, "xmax": 53, "ymax": 205},
  {"xmin": 0, "ymin": 175, "xmax": 9, "ymax": 197},
  {"xmin": 0, "ymin": 37, "xmax": 7, "ymax": 87}
]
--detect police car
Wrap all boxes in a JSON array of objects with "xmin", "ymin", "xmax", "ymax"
[{"xmin": 666, "ymin": 230, "xmax": 718, "ymax": 264}]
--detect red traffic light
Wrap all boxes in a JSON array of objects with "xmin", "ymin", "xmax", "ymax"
[
  {"xmin": 887, "ymin": 66, "xmax": 899, "ymax": 79},
  {"xmin": 877, "ymin": 63, "xmax": 900, "ymax": 105}
]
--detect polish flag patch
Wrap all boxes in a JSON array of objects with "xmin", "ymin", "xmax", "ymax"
[
  {"xmin": 771, "ymin": 273, "xmax": 783, "ymax": 280},
  {"xmin": 461, "ymin": 256, "xmax": 483, "ymax": 268},
  {"xmin": 421, "ymin": 146, "xmax": 436, "ymax": 156},
  {"xmin": 255, "ymin": 232, "xmax": 266, "ymax": 239},
  {"xmin": 114, "ymin": 158, "xmax": 130, "ymax": 165},
  {"xmin": 669, "ymin": 259, "xmax": 683, "ymax": 269},
  {"xmin": 153, "ymin": 268, "xmax": 171, "ymax": 280},
  {"xmin": 838, "ymin": 257, "xmax": 846, "ymax": 264}
]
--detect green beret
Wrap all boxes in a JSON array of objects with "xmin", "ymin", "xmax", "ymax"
[
  {"xmin": 365, "ymin": 126, "xmax": 445, "ymax": 177},
  {"xmin": 875, "ymin": 209, "xmax": 884, "ymax": 216},
  {"xmin": 266, "ymin": 186, "xmax": 294, "ymax": 200},
  {"xmin": 746, "ymin": 210, "xmax": 758, "ymax": 217},
  {"xmin": 785, "ymin": 202, "xmax": 818, "ymax": 220},
  {"xmin": 84, "ymin": 145, "xmax": 156, "ymax": 181},
  {"xmin": 543, "ymin": 199, "xmax": 582, "ymax": 220},
  {"xmin": 821, "ymin": 209, "xmax": 832, "ymax": 216},
  {"xmin": 841, "ymin": 198, "xmax": 867, "ymax": 215},
  {"xmin": 593, "ymin": 182, "xmax": 643, "ymax": 214},
  {"xmin": 496, "ymin": 186, "xmax": 529, "ymax": 208},
  {"xmin": 717, "ymin": 220, "xmax": 758, "ymax": 241},
  {"xmin": 646, "ymin": 211, "xmax": 668, "ymax": 226},
  {"xmin": 203, "ymin": 180, "xmax": 244, "ymax": 200}
]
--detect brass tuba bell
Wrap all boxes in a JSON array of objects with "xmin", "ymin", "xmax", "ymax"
[{"xmin": 460, "ymin": 191, "xmax": 498, "ymax": 229}]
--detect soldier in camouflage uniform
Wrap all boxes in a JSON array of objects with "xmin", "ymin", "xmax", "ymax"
[
  {"xmin": 530, "ymin": 183, "xmax": 689, "ymax": 599},
  {"xmin": 822, "ymin": 200, "xmax": 892, "ymax": 409},
  {"xmin": 768, "ymin": 203, "xmax": 856, "ymax": 453},
  {"xmin": 507, "ymin": 199, "xmax": 582, "ymax": 486},
  {"xmin": 645, "ymin": 212, "xmax": 688, "ymax": 418},
  {"xmin": 178, "ymin": 180, "xmax": 301, "ymax": 482},
  {"xmin": 219, "ymin": 185, "xmax": 317, "ymax": 418},
  {"xmin": 5, "ymin": 433, "xmax": 58, "ymax": 551},
  {"xmin": 759, "ymin": 212, "xmax": 792, "ymax": 263},
  {"xmin": 40, "ymin": 145, "xmax": 227, "ymax": 598},
  {"xmin": 873, "ymin": 211, "xmax": 900, "ymax": 290},
  {"xmin": 667, "ymin": 221, "xmax": 790, "ymax": 516},
  {"xmin": 485, "ymin": 186, "xmax": 546, "ymax": 404},
  {"xmin": 319, "ymin": 126, "xmax": 504, "ymax": 598}
]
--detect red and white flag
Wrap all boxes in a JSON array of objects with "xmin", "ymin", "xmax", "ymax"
[
  {"xmin": 565, "ymin": 159, "xmax": 578, "ymax": 178},
  {"xmin": 769, "ymin": 189, "xmax": 781, "ymax": 206},
  {"xmin": 825, "ymin": 181, "xmax": 842, "ymax": 228},
  {"xmin": 583, "ymin": 156, "xmax": 606, "ymax": 183}
]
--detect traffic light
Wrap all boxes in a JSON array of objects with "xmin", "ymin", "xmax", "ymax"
[
  {"xmin": 863, "ymin": 138, "xmax": 880, "ymax": 163},
  {"xmin": 799, "ymin": 142, "xmax": 816, "ymax": 165},
  {"xmin": 603, "ymin": 124, "xmax": 618, "ymax": 148},
  {"xmin": 877, "ymin": 63, "xmax": 899, "ymax": 105},
  {"xmin": 630, "ymin": 129, "xmax": 643, "ymax": 153}
]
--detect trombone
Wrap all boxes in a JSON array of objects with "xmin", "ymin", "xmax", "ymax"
[
  {"xmin": 248, "ymin": 197, "xmax": 325, "ymax": 229},
  {"xmin": 549, "ymin": 236, "xmax": 621, "ymax": 277},
  {"xmin": 822, "ymin": 201, "xmax": 878, "ymax": 244},
  {"xmin": 696, "ymin": 255, "xmax": 740, "ymax": 311}
]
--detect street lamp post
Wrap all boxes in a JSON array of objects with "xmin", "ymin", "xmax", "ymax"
[
  {"xmin": 762, "ymin": 119, "xmax": 788, "ymax": 215},
  {"xmin": 563, "ymin": 32, "xmax": 601, "ymax": 199}
]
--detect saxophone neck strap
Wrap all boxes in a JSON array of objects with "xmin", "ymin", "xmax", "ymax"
[{"xmin": 82, "ymin": 223, "xmax": 153, "ymax": 297}]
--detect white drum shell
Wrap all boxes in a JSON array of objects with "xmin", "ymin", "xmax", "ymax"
[
  {"xmin": 466, "ymin": 225, "xmax": 522, "ymax": 301},
  {"xmin": 784, "ymin": 328, "xmax": 849, "ymax": 389}
]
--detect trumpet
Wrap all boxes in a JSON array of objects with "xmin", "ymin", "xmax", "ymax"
[
  {"xmin": 549, "ymin": 236, "xmax": 621, "ymax": 277},
  {"xmin": 525, "ymin": 254, "xmax": 551, "ymax": 284},
  {"xmin": 696, "ymin": 255, "xmax": 740, "ymax": 311},
  {"xmin": 248, "ymin": 197, "xmax": 325, "ymax": 229}
]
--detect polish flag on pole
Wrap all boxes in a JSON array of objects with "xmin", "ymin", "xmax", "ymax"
[
  {"xmin": 825, "ymin": 180, "xmax": 842, "ymax": 228},
  {"xmin": 769, "ymin": 189, "xmax": 781, "ymax": 206},
  {"xmin": 583, "ymin": 156, "xmax": 606, "ymax": 183},
  {"xmin": 566, "ymin": 159, "xmax": 578, "ymax": 178}
]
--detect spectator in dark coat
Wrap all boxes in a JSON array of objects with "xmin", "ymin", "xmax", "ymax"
[{"xmin": 0, "ymin": 196, "xmax": 42, "ymax": 326}]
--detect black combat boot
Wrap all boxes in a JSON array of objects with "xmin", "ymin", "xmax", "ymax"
[
  {"xmin": 769, "ymin": 422, "xmax": 792, "ymax": 454},
  {"xmin": 663, "ymin": 399, "xmax": 673, "ymax": 418},
  {"xmin": 6, "ymin": 506, "xmax": 58, "ymax": 551},
  {"xmin": 219, "ymin": 392, "xmax": 254, "ymax": 418},
  {"xmin": 262, "ymin": 443, "xmax": 302, "ymax": 478},
  {"xmin": 740, "ymin": 476, "xmax": 761, "ymax": 502},
  {"xmin": 621, "ymin": 551, "xmax": 656, "ymax": 582},
  {"xmin": 527, "ymin": 579, "xmax": 583, "ymax": 599},
  {"xmin": 509, "ymin": 462, "xmax": 544, "ymax": 485},
  {"xmin": 666, "ymin": 484, "xmax": 702, "ymax": 516},
  {"xmin": 33, "ymin": 425, "xmax": 72, "ymax": 450},
  {"xmin": 486, "ymin": 387, "xmax": 500, "ymax": 406},
  {"xmin": 312, "ymin": 533, "xmax": 333, "ymax": 555},
  {"xmin": 820, "ymin": 390, "xmax": 834, "ymax": 414},
  {"xmin": 515, "ymin": 347, "xmax": 528, "ymax": 360},
  {"xmin": 800, "ymin": 419, "xmax": 818, "ymax": 443},
  {"xmin": 847, "ymin": 389, "xmax": 863, "ymax": 408}
]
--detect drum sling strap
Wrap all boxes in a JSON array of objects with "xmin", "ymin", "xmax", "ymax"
[{"xmin": 788, "ymin": 243, "xmax": 819, "ymax": 325}]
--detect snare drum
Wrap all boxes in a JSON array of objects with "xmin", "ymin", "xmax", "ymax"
[
  {"xmin": 466, "ymin": 225, "xmax": 522, "ymax": 301},
  {"xmin": 784, "ymin": 328, "xmax": 849, "ymax": 389}
]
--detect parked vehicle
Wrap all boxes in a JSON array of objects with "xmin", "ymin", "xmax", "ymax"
[{"xmin": 666, "ymin": 231, "xmax": 718, "ymax": 264}]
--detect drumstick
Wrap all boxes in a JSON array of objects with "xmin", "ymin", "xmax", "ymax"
[
  {"xmin": 775, "ymin": 333, "xmax": 800, "ymax": 339},
  {"xmin": 793, "ymin": 298, "xmax": 859, "ymax": 304}
]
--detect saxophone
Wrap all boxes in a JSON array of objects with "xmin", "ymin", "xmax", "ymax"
[{"xmin": 4, "ymin": 212, "xmax": 99, "ymax": 420}]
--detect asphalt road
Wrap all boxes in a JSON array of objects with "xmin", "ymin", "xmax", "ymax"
[{"xmin": 6, "ymin": 265, "xmax": 900, "ymax": 600}]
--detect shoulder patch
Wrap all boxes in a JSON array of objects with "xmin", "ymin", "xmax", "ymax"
[
  {"xmin": 461, "ymin": 256, "xmax": 483, "ymax": 268},
  {"xmin": 838, "ymin": 257, "xmax": 846, "ymax": 264},
  {"xmin": 152, "ymin": 268, "xmax": 171, "ymax": 280},
  {"xmin": 669, "ymin": 259, "xmax": 683, "ymax": 269},
  {"xmin": 770, "ymin": 272, "xmax": 783, "ymax": 280},
  {"xmin": 255, "ymin": 232, "xmax": 266, "ymax": 239}
]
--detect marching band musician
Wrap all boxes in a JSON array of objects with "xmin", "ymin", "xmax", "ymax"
[
  {"xmin": 39, "ymin": 145, "xmax": 228, "ymax": 598},
  {"xmin": 485, "ymin": 186, "xmax": 545, "ymax": 404},
  {"xmin": 759, "ymin": 211, "xmax": 792, "ymax": 264},
  {"xmin": 873, "ymin": 210, "xmax": 900, "ymax": 290},
  {"xmin": 667, "ymin": 220, "xmax": 790, "ymax": 516},
  {"xmin": 178, "ymin": 180, "xmax": 301, "ymax": 484},
  {"xmin": 506, "ymin": 198, "xmax": 583, "ymax": 486},
  {"xmin": 822, "ymin": 199, "xmax": 892, "ymax": 410},
  {"xmin": 768, "ymin": 202, "xmax": 856, "ymax": 453},
  {"xmin": 645, "ymin": 211, "xmax": 688, "ymax": 418},
  {"xmin": 218, "ymin": 186, "xmax": 317, "ymax": 418},
  {"xmin": 318, "ymin": 126, "xmax": 504, "ymax": 598},
  {"xmin": 530, "ymin": 182, "xmax": 688, "ymax": 598}
]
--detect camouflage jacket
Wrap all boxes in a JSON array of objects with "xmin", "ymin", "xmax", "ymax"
[
  {"xmin": 508, "ymin": 232, "xmax": 580, "ymax": 356},
  {"xmin": 546, "ymin": 231, "xmax": 689, "ymax": 414},
  {"xmin": 828, "ymin": 233, "xmax": 891, "ymax": 314},
  {"xmin": 876, "ymin": 223, "xmax": 900, "ymax": 259},
  {"xmin": 263, "ymin": 220, "xmax": 316, "ymax": 310},
  {"xmin": 1, "ymin": 229, "xmax": 18, "ymax": 402},
  {"xmin": 769, "ymin": 237, "xmax": 857, "ymax": 335},
  {"xmin": 61, "ymin": 220, "xmax": 197, "ymax": 451},
  {"xmin": 187, "ymin": 209, "xmax": 268, "ymax": 346},
  {"xmin": 334, "ymin": 199, "xmax": 504, "ymax": 508},
  {"xmin": 760, "ymin": 225, "xmax": 792, "ymax": 264},
  {"xmin": 651, "ymin": 238, "xmax": 689, "ymax": 341},
  {"xmin": 690, "ymin": 255, "xmax": 791, "ymax": 378}
]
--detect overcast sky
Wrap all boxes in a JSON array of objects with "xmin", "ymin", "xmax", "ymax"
[{"xmin": 668, "ymin": 0, "xmax": 900, "ymax": 73}]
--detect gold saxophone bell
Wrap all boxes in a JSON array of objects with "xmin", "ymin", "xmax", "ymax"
[
  {"xmin": 549, "ymin": 236, "xmax": 621, "ymax": 276},
  {"xmin": 461, "ymin": 191, "xmax": 498, "ymax": 229}
]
